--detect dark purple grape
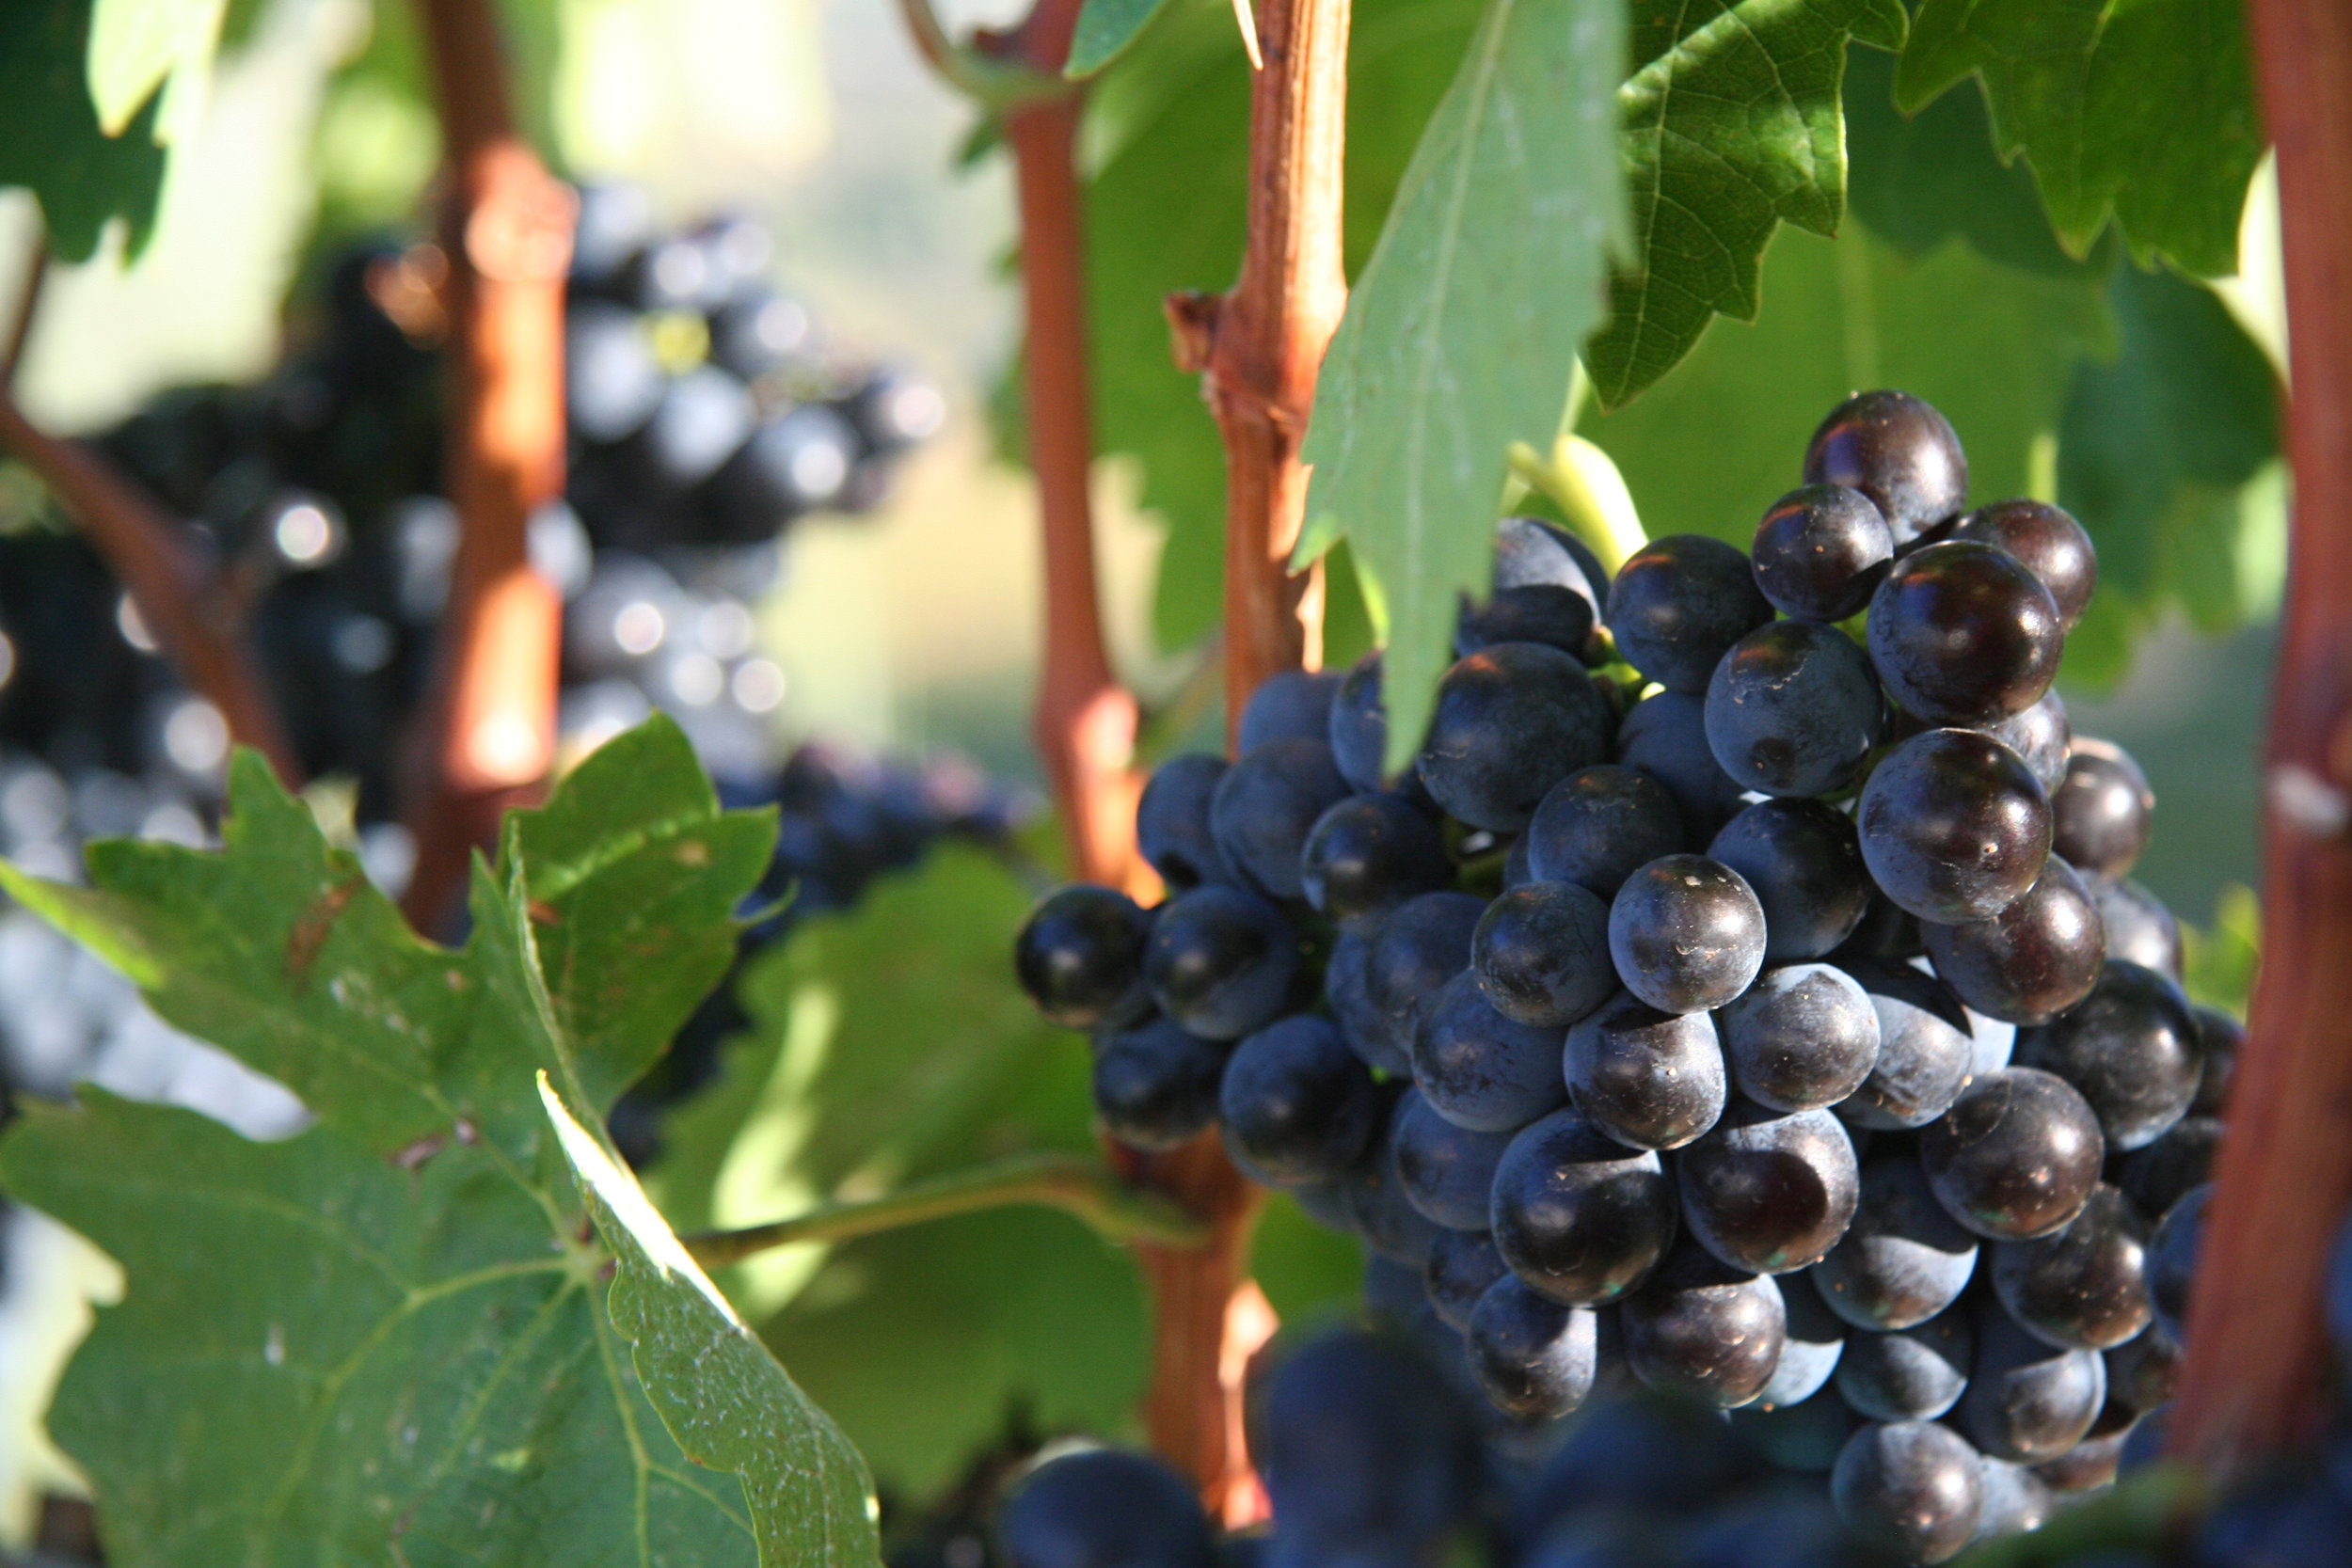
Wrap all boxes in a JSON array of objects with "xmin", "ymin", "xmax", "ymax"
[
  {"xmin": 1136, "ymin": 753, "xmax": 1232, "ymax": 890},
  {"xmin": 1676, "ymin": 1101, "xmax": 1860, "ymax": 1274},
  {"xmin": 1323, "ymin": 928, "xmax": 1394, "ymax": 1073},
  {"xmin": 1704, "ymin": 622, "xmax": 1885, "ymax": 798},
  {"xmin": 1811, "ymin": 1154, "xmax": 1981, "ymax": 1331},
  {"xmin": 1470, "ymin": 879, "xmax": 1614, "ymax": 1028},
  {"xmin": 1620, "ymin": 1238, "xmax": 1788, "ymax": 1407},
  {"xmin": 1332, "ymin": 1101, "xmax": 1449, "ymax": 1264},
  {"xmin": 1298, "ymin": 792, "xmax": 1453, "ymax": 933},
  {"xmin": 1832, "ymin": 1419, "xmax": 1984, "ymax": 1565},
  {"xmin": 1857, "ymin": 728, "xmax": 2052, "ymax": 924},
  {"xmin": 1750, "ymin": 483, "xmax": 1894, "ymax": 622},
  {"xmin": 1424, "ymin": 1227, "xmax": 1508, "ymax": 1331},
  {"xmin": 1456, "ymin": 516, "xmax": 1611, "ymax": 661},
  {"xmin": 1717, "ymin": 962, "xmax": 1881, "ymax": 1112},
  {"xmin": 1836, "ymin": 1307, "xmax": 1972, "ymax": 1421},
  {"xmin": 1804, "ymin": 390, "xmax": 1969, "ymax": 544},
  {"xmin": 1092, "ymin": 1017, "xmax": 1229, "ymax": 1151},
  {"xmin": 1143, "ymin": 884, "xmax": 1298, "ymax": 1039},
  {"xmin": 1974, "ymin": 1456, "xmax": 2055, "ymax": 1542},
  {"xmin": 1410, "ymin": 969, "xmax": 1569, "ymax": 1133},
  {"xmin": 1991, "ymin": 1182, "xmax": 2152, "ymax": 1351},
  {"xmin": 2147, "ymin": 1182, "xmax": 2208, "ymax": 1338},
  {"xmin": 1708, "ymin": 799, "xmax": 1872, "ymax": 961},
  {"xmin": 1958, "ymin": 1300, "xmax": 2106, "ymax": 1462},
  {"xmin": 1836, "ymin": 959, "xmax": 1977, "ymax": 1132},
  {"xmin": 2014, "ymin": 959, "xmax": 2200, "ymax": 1151},
  {"xmin": 1259, "ymin": 1328, "xmax": 1483, "ymax": 1555},
  {"xmin": 1362, "ymin": 891, "xmax": 1486, "ymax": 1071},
  {"xmin": 1921, "ymin": 1069, "xmax": 2106, "ymax": 1241},
  {"xmin": 2191, "ymin": 1006, "xmax": 2241, "ymax": 1114},
  {"xmin": 997, "ymin": 1448, "xmax": 1216, "ymax": 1568},
  {"xmin": 1609, "ymin": 534, "xmax": 1774, "ymax": 693},
  {"xmin": 1327, "ymin": 652, "xmax": 1392, "ymax": 793},
  {"xmin": 2104, "ymin": 1321, "xmax": 2182, "ymax": 1415},
  {"xmin": 1982, "ymin": 689, "xmax": 2071, "ymax": 793},
  {"xmin": 2033, "ymin": 1401, "xmax": 2136, "ymax": 1494},
  {"xmin": 1922, "ymin": 856, "xmax": 2106, "ymax": 1025},
  {"xmin": 1615, "ymin": 689, "xmax": 1751, "ymax": 838},
  {"xmin": 1238, "ymin": 669, "xmax": 1341, "ymax": 753},
  {"xmin": 1951, "ymin": 499, "xmax": 2097, "ymax": 630},
  {"xmin": 1607, "ymin": 854, "xmax": 1766, "ymax": 1013},
  {"xmin": 1524, "ymin": 764, "xmax": 1688, "ymax": 896},
  {"xmin": 1016, "ymin": 883, "xmax": 1151, "ymax": 1027},
  {"xmin": 1219, "ymin": 1015, "xmax": 1378, "ymax": 1183},
  {"xmin": 1391, "ymin": 1087, "xmax": 1516, "ymax": 1230},
  {"xmin": 1758, "ymin": 1276, "xmax": 1849, "ymax": 1408},
  {"xmin": 1467, "ymin": 1274, "xmax": 1601, "ymax": 1418},
  {"xmin": 1416, "ymin": 641, "xmax": 1613, "ymax": 832},
  {"xmin": 2096, "ymin": 878, "xmax": 2183, "ymax": 978},
  {"xmin": 2051, "ymin": 739, "xmax": 2153, "ymax": 884},
  {"xmin": 1489, "ymin": 1106, "xmax": 1679, "ymax": 1305},
  {"xmin": 1208, "ymin": 737, "xmax": 1349, "ymax": 899},
  {"xmin": 1563, "ymin": 993, "xmax": 1728, "ymax": 1150},
  {"xmin": 2111, "ymin": 1115, "xmax": 2220, "ymax": 1223},
  {"xmin": 1867, "ymin": 542, "xmax": 2062, "ymax": 725}
]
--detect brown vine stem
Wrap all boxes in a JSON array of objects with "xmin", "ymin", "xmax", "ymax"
[
  {"xmin": 401, "ymin": 0, "xmax": 575, "ymax": 929},
  {"xmin": 0, "ymin": 236, "xmax": 302, "ymax": 786},
  {"xmin": 2170, "ymin": 0, "xmax": 2352, "ymax": 1469}
]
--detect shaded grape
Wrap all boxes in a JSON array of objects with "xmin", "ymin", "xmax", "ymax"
[
  {"xmin": 1489, "ymin": 1106, "xmax": 1680, "ymax": 1305},
  {"xmin": 1615, "ymin": 689, "xmax": 1751, "ymax": 838},
  {"xmin": 2050, "ymin": 738, "xmax": 2153, "ymax": 884},
  {"xmin": 1836, "ymin": 1307, "xmax": 1973, "ymax": 1421},
  {"xmin": 1921, "ymin": 856, "xmax": 2106, "ymax": 1025},
  {"xmin": 1470, "ymin": 879, "xmax": 1614, "ymax": 1028},
  {"xmin": 1391, "ymin": 1087, "xmax": 1517, "ymax": 1230},
  {"xmin": 1238, "ymin": 669, "xmax": 1341, "ymax": 753},
  {"xmin": 1092, "ymin": 1017, "xmax": 1229, "ymax": 1151},
  {"xmin": 1220, "ymin": 1015, "xmax": 1379, "ymax": 1182},
  {"xmin": 1609, "ymin": 533, "xmax": 1775, "ymax": 692},
  {"xmin": 2014, "ymin": 959, "xmax": 2200, "ymax": 1152},
  {"xmin": 1704, "ymin": 620, "xmax": 1884, "ymax": 797},
  {"xmin": 1804, "ymin": 389, "xmax": 1969, "ymax": 544},
  {"xmin": 1717, "ymin": 962, "xmax": 1881, "ymax": 1113},
  {"xmin": 1836, "ymin": 959, "xmax": 1976, "ymax": 1132},
  {"xmin": 1621, "ymin": 1238, "xmax": 1788, "ymax": 1408},
  {"xmin": 1563, "ymin": 992, "xmax": 1728, "ymax": 1150},
  {"xmin": 1209, "ymin": 736, "xmax": 1349, "ymax": 900},
  {"xmin": 1144, "ymin": 883, "xmax": 1298, "ymax": 1040},
  {"xmin": 1857, "ymin": 728, "xmax": 2052, "ymax": 924},
  {"xmin": 1467, "ymin": 1274, "xmax": 1602, "ymax": 1418},
  {"xmin": 1136, "ymin": 754, "xmax": 1232, "ymax": 890},
  {"xmin": 1831, "ymin": 1420, "xmax": 1985, "ymax": 1565},
  {"xmin": 1990, "ymin": 1182, "xmax": 2153, "ymax": 1351},
  {"xmin": 1417, "ymin": 641, "xmax": 1613, "ymax": 832},
  {"xmin": 1951, "ymin": 499, "xmax": 2097, "ymax": 629},
  {"xmin": 1677, "ymin": 1101, "xmax": 1860, "ymax": 1275},
  {"xmin": 1424, "ymin": 1227, "xmax": 1509, "ymax": 1332},
  {"xmin": 1750, "ymin": 483, "xmax": 1894, "ymax": 622},
  {"xmin": 1958, "ymin": 1301, "xmax": 2106, "ymax": 1463},
  {"xmin": 997, "ymin": 1448, "xmax": 1216, "ymax": 1568},
  {"xmin": 1811, "ymin": 1154, "xmax": 1981, "ymax": 1331},
  {"xmin": 1017, "ymin": 883, "xmax": 1151, "ymax": 1027},
  {"xmin": 1708, "ymin": 799, "xmax": 1872, "ymax": 962},
  {"xmin": 1411, "ymin": 970, "xmax": 1570, "ymax": 1133},
  {"xmin": 1921, "ymin": 1069, "xmax": 2105, "ymax": 1241},
  {"xmin": 1299, "ymin": 792, "xmax": 1453, "ymax": 933},
  {"xmin": 1524, "ymin": 764, "xmax": 1688, "ymax": 897}
]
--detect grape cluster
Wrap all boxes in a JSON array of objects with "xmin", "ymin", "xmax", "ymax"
[{"xmin": 1013, "ymin": 391, "xmax": 2235, "ymax": 1562}]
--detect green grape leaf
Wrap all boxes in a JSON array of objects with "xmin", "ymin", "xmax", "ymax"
[
  {"xmin": 654, "ymin": 846, "xmax": 1148, "ymax": 1497},
  {"xmin": 1894, "ymin": 0, "xmax": 2262, "ymax": 277},
  {"xmin": 87, "ymin": 0, "xmax": 225, "ymax": 141},
  {"xmin": 1068, "ymin": 0, "xmax": 1182, "ymax": 76},
  {"xmin": 1583, "ymin": 0, "xmax": 1909, "ymax": 411},
  {"xmin": 0, "ymin": 720, "xmax": 882, "ymax": 1567},
  {"xmin": 1296, "ymin": 0, "xmax": 1628, "ymax": 777},
  {"xmin": 0, "ymin": 1, "xmax": 168, "ymax": 261}
]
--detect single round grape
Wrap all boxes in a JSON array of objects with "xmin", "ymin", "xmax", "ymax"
[
  {"xmin": 1708, "ymin": 799, "xmax": 1872, "ymax": 961},
  {"xmin": 1471, "ymin": 879, "xmax": 1614, "ymax": 1028},
  {"xmin": 1958, "ymin": 1301, "xmax": 2106, "ymax": 1463},
  {"xmin": 1135, "ymin": 754, "xmax": 1235, "ymax": 892},
  {"xmin": 1831, "ymin": 1419, "xmax": 1985, "ymax": 1566},
  {"xmin": 1391, "ymin": 1087, "xmax": 1517, "ymax": 1230},
  {"xmin": 2111, "ymin": 1116, "xmax": 2220, "ymax": 1240},
  {"xmin": 1467, "ymin": 1274, "xmax": 1601, "ymax": 1418},
  {"xmin": 1620, "ymin": 1239, "xmax": 1788, "ymax": 1408},
  {"xmin": 1973, "ymin": 1457, "xmax": 2055, "ymax": 1543},
  {"xmin": 2051, "ymin": 739, "xmax": 2153, "ymax": 883},
  {"xmin": 1951, "ymin": 499, "xmax": 2097, "ymax": 630},
  {"xmin": 2096, "ymin": 878, "xmax": 2183, "ymax": 978},
  {"xmin": 1609, "ymin": 534, "xmax": 1775, "ymax": 692},
  {"xmin": 1327, "ymin": 653, "xmax": 1393, "ymax": 794},
  {"xmin": 2146, "ymin": 1182, "xmax": 2208, "ymax": 1338},
  {"xmin": 2191, "ymin": 1006, "xmax": 2242, "ymax": 1115},
  {"xmin": 1922, "ymin": 856, "xmax": 2106, "ymax": 1025},
  {"xmin": 1362, "ymin": 891, "xmax": 1486, "ymax": 1073},
  {"xmin": 1016, "ymin": 883, "xmax": 1151, "ymax": 1027},
  {"xmin": 1857, "ymin": 728, "xmax": 2052, "ymax": 924},
  {"xmin": 2104, "ymin": 1320, "xmax": 2182, "ymax": 1416},
  {"xmin": 1259, "ymin": 1328, "xmax": 1484, "ymax": 1554},
  {"xmin": 1299, "ymin": 792, "xmax": 1454, "ymax": 933},
  {"xmin": 997, "ymin": 1447, "xmax": 1216, "ymax": 1568},
  {"xmin": 1424, "ymin": 1227, "xmax": 1508, "ymax": 1332},
  {"xmin": 1991, "ymin": 1181, "xmax": 2152, "ymax": 1352},
  {"xmin": 1524, "ymin": 764, "xmax": 1688, "ymax": 896},
  {"xmin": 1676, "ymin": 1101, "xmax": 1860, "ymax": 1274},
  {"xmin": 1208, "ymin": 736, "xmax": 1349, "ymax": 900},
  {"xmin": 1563, "ymin": 992, "xmax": 1728, "ymax": 1150},
  {"xmin": 1757, "ymin": 1276, "xmax": 1849, "ymax": 1408},
  {"xmin": 1867, "ymin": 542, "xmax": 2063, "ymax": 725},
  {"xmin": 1811, "ymin": 1154, "xmax": 1981, "ymax": 1331},
  {"xmin": 1751, "ymin": 483, "xmax": 1895, "ymax": 622},
  {"xmin": 1920, "ymin": 1068, "xmax": 2106, "ymax": 1241},
  {"xmin": 1717, "ymin": 961, "xmax": 1881, "ymax": 1112},
  {"xmin": 1607, "ymin": 854, "xmax": 1766, "ymax": 1014},
  {"xmin": 1143, "ymin": 883, "xmax": 1298, "ymax": 1039},
  {"xmin": 1417, "ymin": 641, "xmax": 1613, "ymax": 832},
  {"xmin": 1323, "ymin": 928, "xmax": 1395, "ymax": 1074},
  {"xmin": 1494, "ymin": 514, "xmax": 1611, "ymax": 611},
  {"xmin": 1220, "ymin": 1015, "xmax": 1379, "ymax": 1183},
  {"xmin": 1982, "ymin": 688, "xmax": 2072, "ymax": 793},
  {"xmin": 1411, "ymin": 969, "xmax": 1570, "ymax": 1133},
  {"xmin": 1836, "ymin": 959, "xmax": 1978, "ymax": 1132},
  {"xmin": 2033, "ymin": 1402, "xmax": 2137, "ymax": 1495},
  {"xmin": 1092, "ymin": 1017, "xmax": 1229, "ymax": 1151},
  {"xmin": 1238, "ymin": 668, "xmax": 1341, "ymax": 753},
  {"xmin": 2014, "ymin": 959, "xmax": 2200, "ymax": 1152},
  {"xmin": 1704, "ymin": 621, "xmax": 1885, "ymax": 798},
  {"xmin": 1458, "ymin": 515, "xmax": 1612, "ymax": 660},
  {"xmin": 1804, "ymin": 390, "xmax": 1969, "ymax": 544},
  {"xmin": 1489, "ymin": 1106, "xmax": 1680, "ymax": 1305},
  {"xmin": 1615, "ymin": 689, "xmax": 1752, "ymax": 838},
  {"xmin": 1836, "ymin": 1308, "xmax": 1973, "ymax": 1421}
]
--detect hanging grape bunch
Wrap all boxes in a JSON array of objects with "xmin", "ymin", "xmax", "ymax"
[{"xmin": 1012, "ymin": 391, "xmax": 2240, "ymax": 1564}]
